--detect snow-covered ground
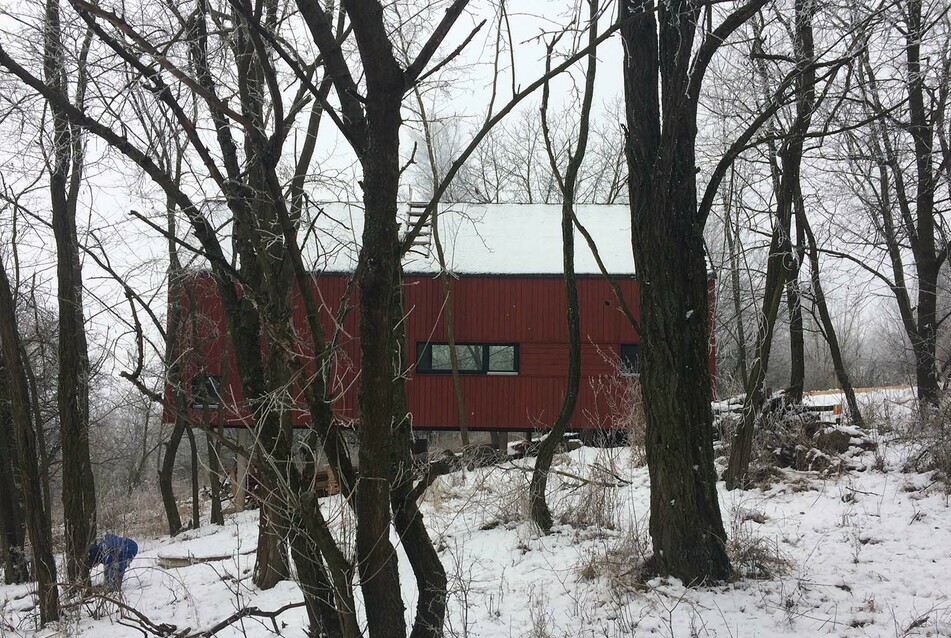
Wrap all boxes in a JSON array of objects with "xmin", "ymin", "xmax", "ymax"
[{"xmin": 3, "ymin": 389, "xmax": 950, "ymax": 637}]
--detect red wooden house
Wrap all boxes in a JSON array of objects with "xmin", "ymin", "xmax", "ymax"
[{"xmin": 167, "ymin": 204, "xmax": 712, "ymax": 432}]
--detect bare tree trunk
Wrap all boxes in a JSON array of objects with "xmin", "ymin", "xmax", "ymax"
[
  {"xmin": 354, "ymin": 88, "xmax": 408, "ymax": 637},
  {"xmin": 797, "ymin": 196, "xmax": 865, "ymax": 428},
  {"xmin": 904, "ymin": 0, "xmax": 941, "ymax": 404},
  {"xmin": 722, "ymin": 168, "xmax": 749, "ymax": 389},
  {"xmin": 726, "ymin": 0, "xmax": 816, "ymax": 490},
  {"xmin": 530, "ymin": 2, "xmax": 597, "ymax": 534},
  {"xmin": 0, "ymin": 261, "xmax": 58, "ymax": 622},
  {"xmin": 786, "ymin": 218, "xmax": 806, "ymax": 403},
  {"xmin": 412, "ymin": 88, "xmax": 470, "ymax": 450},
  {"xmin": 161, "ymin": 191, "xmax": 185, "ymax": 535},
  {"xmin": 159, "ymin": 419, "xmax": 185, "ymax": 535},
  {"xmin": 0, "ymin": 365, "xmax": 29, "ymax": 584},
  {"xmin": 44, "ymin": 0, "xmax": 96, "ymax": 583},
  {"xmin": 207, "ymin": 414, "xmax": 224, "ymax": 525},
  {"xmin": 620, "ymin": 0, "xmax": 765, "ymax": 582},
  {"xmin": 185, "ymin": 423, "xmax": 200, "ymax": 529},
  {"xmin": 628, "ymin": 185, "xmax": 732, "ymax": 582}
]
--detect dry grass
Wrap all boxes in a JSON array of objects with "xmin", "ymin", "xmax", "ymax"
[
  {"xmin": 558, "ymin": 451, "xmax": 626, "ymax": 532},
  {"xmin": 726, "ymin": 506, "xmax": 791, "ymax": 580},
  {"xmin": 903, "ymin": 398, "xmax": 951, "ymax": 487},
  {"xmin": 575, "ymin": 518, "xmax": 651, "ymax": 591},
  {"xmin": 98, "ymin": 483, "xmax": 192, "ymax": 539}
]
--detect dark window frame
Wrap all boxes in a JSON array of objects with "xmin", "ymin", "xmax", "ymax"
[
  {"xmin": 620, "ymin": 343, "xmax": 640, "ymax": 376},
  {"xmin": 415, "ymin": 342, "xmax": 519, "ymax": 375},
  {"xmin": 190, "ymin": 373, "xmax": 223, "ymax": 408}
]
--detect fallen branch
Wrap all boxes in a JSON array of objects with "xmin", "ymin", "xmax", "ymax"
[
  {"xmin": 196, "ymin": 601, "xmax": 306, "ymax": 636},
  {"xmin": 64, "ymin": 589, "xmax": 306, "ymax": 638}
]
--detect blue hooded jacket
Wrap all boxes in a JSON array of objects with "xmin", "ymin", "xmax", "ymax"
[{"xmin": 88, "ymin": 534, "xmax": 138, "ymax": 590}]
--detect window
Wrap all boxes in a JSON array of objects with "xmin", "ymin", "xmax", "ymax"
[
  {"xmin": 416, "ymin": 343, "xmax": 518, "ymax": 374},
  {"xmin": 190, "ymin": 374, "xmax": 222, "ymax": 408},
  {"xmin": 620, "ymin": 344, "xmax": 640, "ymax": 375}
]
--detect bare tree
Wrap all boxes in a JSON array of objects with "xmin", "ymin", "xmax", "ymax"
[
  {"xmin": 0, "ymin": 361, "xmax": 29, "ymax": 584},
  {"xmin": 726, "ymin": 0, "xmax": 818, "ymax": 489},
  {"xmin": 43, "ymin": 0, "xmax": 97, "ymax": 582},
  {"xmin": 530, "ymin": 0, "xmax": 599, "ymax": 533},
  {"xmin": 0, "ymin": 257, "xmax": 58, "ymax": 622},
  {"xmin": 840, "ymin": 0, "xmax": 950, "ymax": 404},
  {"xmin": 620, "ymin": 0, "xmax": 775, "ymax": 582}
]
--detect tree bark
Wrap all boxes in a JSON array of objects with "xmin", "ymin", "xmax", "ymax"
[
  {"xmin": 786, "ymin": 215, "xmax": 806, "ymax": 403},
  {"xmin": 353, "ymin": 86, "xmax": 407, "ymax": 637},
  {"xmin": 0, "ymin": 260, "xmax": 59, "ymax": 622},
  {"xmin": 0, "ymin": 364, "xmax": 29, "ymax": 584},
  {"xmin": 159, "ymin": 418, "xmax": 185, "ymax": 535},
  {"xmin": 185, "ymin": 423, "xmax": 200, "ymax": 528},
  {"xmin": 620, "ymin": 0, "xmax": 763, "ymax": 582},
  {"xmin": 44, "ymin": 0, "xmax": 97, "ymax": 583}
]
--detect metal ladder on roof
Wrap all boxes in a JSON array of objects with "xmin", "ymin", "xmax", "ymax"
[{"xmin": 405, "ymin": 201, "xmax": 433, "ymax": 258}]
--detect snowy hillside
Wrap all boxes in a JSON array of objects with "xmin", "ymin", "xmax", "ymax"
[{"xmin": 2, "ymin": 390, "xmax": 950, "ymax": 638}]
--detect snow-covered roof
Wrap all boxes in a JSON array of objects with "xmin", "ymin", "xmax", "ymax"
[{"xmin": 308, "ymin": 203, "xmax": 636, "ymax": 276}]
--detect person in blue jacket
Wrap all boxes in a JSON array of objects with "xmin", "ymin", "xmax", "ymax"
[{"xmin": 87, "ymin": 534, "xmax": 138, "ymax": 591}]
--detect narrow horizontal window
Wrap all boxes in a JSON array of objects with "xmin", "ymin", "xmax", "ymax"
[
  {"xmin": 190, "ymin": 374, "xmax": 222, "ymax": 408},
  {"xmin": 620, "ymin": 344, "xmax": 640, "ymax": 375},
  {"xmin": 416, "ymin": 343, "xmax": 518, "ymax": 374}
]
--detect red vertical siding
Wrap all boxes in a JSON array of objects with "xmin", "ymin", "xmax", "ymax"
[{"xmin": 169, "ymin": 271, "xmax": 713, "ymax": 431}]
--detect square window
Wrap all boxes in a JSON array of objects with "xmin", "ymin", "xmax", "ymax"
[
  {"xmin": 190, "ymin": 374, "xmax": 222, "ymax": 408},
  {"xmin": 488, "ymin": 345, "xmax": 516, "ymax": 372},
  {"xmin": 620, "ymin": 344, "xmax": 640, "ymax": 375}
]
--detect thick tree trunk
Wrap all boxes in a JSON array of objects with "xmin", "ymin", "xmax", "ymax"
[
  {"xmin": 0, "ymin": 262, "xmax": 58, "ymax": 622},
  {"xmin": 0, "ymin": 367, "xmax": 29, "ymax": 584},
  {"xmin": 634, "ymin": 208, "xmax": 731, "ymax": 582},
  {"xmin": 904, "ymin": 0, "xmax": 941, "ymax": 404},
  {"xmin": 355, "ymin": 88, "xmax": 407, "ymax": 638},
  {"xmin": 622, "ymin": 0, "xmax": 735, "ymax": 583},
  {"xmin": 299, "ymin": 491, "xmax": 360, "ymax": 638},
  {"xmin": 252, "ymin": 362, "xmax": 291, "ymax": 589},
  {"xmin": 288, "ymin": 520, "xmax": 345, "ymax": 638},
  {"xmin": 45, "ymin": 0, "xmax": 97, "ymax": 583}
]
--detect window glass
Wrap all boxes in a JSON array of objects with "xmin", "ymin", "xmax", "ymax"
[
  {"xmin": 431, "ymin": 344, "xmax": 483, "ymax": 371},
  {"xmin": 417, "ymin": 343, "xmax": 518, "ymax": 374},
  {"xmin": 191, "ymin": 374, "xmax": 222, "ymax": 407},
  {"xmin": 620, "ymin": 344, "xmax": 640, "ymax": 375},
  {"xmin": 488, "ymin": 345, "xmax": 516, "ymax": 372}
]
